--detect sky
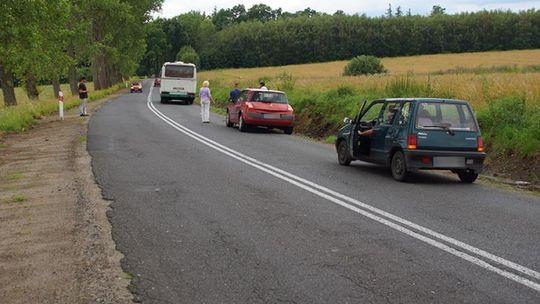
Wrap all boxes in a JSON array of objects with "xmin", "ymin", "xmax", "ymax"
[{"xmin": 153, "ymin": 0, "xmax": 539, "ymax": 19}]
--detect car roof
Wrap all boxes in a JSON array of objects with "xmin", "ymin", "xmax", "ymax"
[
  {"xmin": 245, "ymin": 88, "xmax": 286, "ymax": 94},
  {"xmin": 374, "ymin": 98, "xmax": 469, "ymax": 104}
]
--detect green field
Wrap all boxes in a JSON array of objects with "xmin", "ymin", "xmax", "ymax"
[{"xmin": 199, "ymin": 50, "xmax": 540, "ymax": 161}]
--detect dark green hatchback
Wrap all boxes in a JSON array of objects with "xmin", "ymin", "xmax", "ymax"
[{"xmin": 335, "ymin": 98, "xmax": 486, "ymax": 183}]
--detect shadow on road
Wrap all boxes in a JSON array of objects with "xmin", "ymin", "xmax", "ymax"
[{"xmin": 347, "ymin": 162, "xmax": 464, "ymax": 185}]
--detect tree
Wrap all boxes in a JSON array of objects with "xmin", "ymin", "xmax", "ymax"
[
  {"xmin": 396, "ymin": 6, "xmax": 403, "ymax": 17},
  {"xmin": 386, "ymin": 4, "xmax": 393, "ymax": 18},
  {"xmin": 247, "ymin": 4, "xmax": 275, "ymax": 22},
  {"xmin": 0, "ymin": 0, "xmax": 71, "ymax": 103},
  {"xmin": 176, "ymin": 46, "xmax": 201, "ymax": 67},
  {"xmin": 431, "ymin": 5, "xmax": 446, "ymax": 16}
]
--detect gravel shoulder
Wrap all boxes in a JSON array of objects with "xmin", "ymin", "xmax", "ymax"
[{"xmin": 0, "ymin": 94, "xmax": 132, "ymax": 303}]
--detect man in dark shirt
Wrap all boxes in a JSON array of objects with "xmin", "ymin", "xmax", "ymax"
[
  {"xmin": 78, "ymin": 77, "xmax": 88, "ymax": 116},
  {"xmin": 229, "ymin": 82, "xmax": 241, "ymax": 102}
]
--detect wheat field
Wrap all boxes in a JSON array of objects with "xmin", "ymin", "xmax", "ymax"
[{"xmin": 199, "ymin": 49, "xmax": 540, "ymax": 108}]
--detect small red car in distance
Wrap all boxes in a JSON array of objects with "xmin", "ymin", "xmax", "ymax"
[
  {"xmin": 130, "ymin": 82, "xmax": 143, "ymax": 93},
  {"xmin": 154, "ymin": 78, "xmax": 160, "ymax": 87},
  {"xmin": 226, "ymin": 89, "xmax": 295, "ymax": 134}
]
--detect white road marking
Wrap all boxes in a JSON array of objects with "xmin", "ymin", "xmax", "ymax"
[{"xmin": 146, "ymin": 86, "xmax": 540, "ymax": 291}]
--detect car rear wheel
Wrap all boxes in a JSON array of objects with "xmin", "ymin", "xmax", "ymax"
[
  {"xmin": 457, "ymin": 169, "xmax": 478, "ymax": 183},
  {"xmin": 337, "ymin": 140, "xmax": 352, "ymax": 166},
  {"xmin": 391, "ymin": 151, "xmax": 408, "ymax": 181},
  {"xmin": 283, "ymin": 127, "xmax": 293, "ymax": 135},
  {"xmin": 238, "ymin": 114, "xmax": 248, "ymax": 132},
  {"xmin": 226, "ymin": 111, "xmax": 233, "ymax": 127},
  {"xmin": 160, "ymin": 97, "xmax": 167, "ymax": 104}
]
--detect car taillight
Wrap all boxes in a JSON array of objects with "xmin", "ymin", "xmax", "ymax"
[
  {"xmin": 287, "ymin": 104, "xmax": 293, "ymax": 112},
  {"xmin": 246, "ymin": 102, "xmax": 254, "ymax": 109},
  {"xmin": 477, "ymin": 136, "xmax": 484, "ymax": 152},
  {"xmin": 407, "ymin": 133, "xmax": 417, "ymax": 150}
]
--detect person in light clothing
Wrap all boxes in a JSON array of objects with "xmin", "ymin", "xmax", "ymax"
[{"xmin": 199, "ymin": 80, "xmax": 214, "ymax": 123}]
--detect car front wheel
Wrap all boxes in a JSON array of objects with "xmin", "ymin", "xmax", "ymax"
[
  {"xmin": 391, "ymin": 151, "xmax": 408, "ymax": 181},
  {"xmin": 457, "ymin": 169, "xmax": 478, "ymax": 183},
  {"xmin": 337, "ymin": 140, "xmax": 352, "ymax": 166}
]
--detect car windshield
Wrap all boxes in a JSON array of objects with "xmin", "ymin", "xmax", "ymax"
[
  {"xmin": 164, "ymin": 65, "xmax": 194, "ymax": 78},
  {"xmin": 251, "ymin": 92, "xmax": 288, "ymax": 104},
  {"xmin": 416, "ymin": 102, "xmax": 478, "ymax": 131}
]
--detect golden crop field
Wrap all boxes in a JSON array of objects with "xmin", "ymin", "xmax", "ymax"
[{"xmin": 199, "ymin": 49, "xmax": 540, "ymax": 109}]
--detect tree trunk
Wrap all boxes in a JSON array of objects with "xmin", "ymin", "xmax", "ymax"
[
  {"xmin": 25, "ymin": 73, "xmax": 39, "ymax": 100},
  {"xmin": 92, "ymin": 54, "xmax": 109, "ymax": 90},
  {"xmin": 68, "ymin": 63, "xmax": 78, "ymax": 95},
  {"xmin": 0, "ymin": 64, "xmax": 17, "ymax": 106},
  {"xmin": 91, "ymin": 16, "xmax": 110, "ymax": 90},
  {"xmin": 52, "ymin": 79, "xmax": 61, "ymax": 98}
]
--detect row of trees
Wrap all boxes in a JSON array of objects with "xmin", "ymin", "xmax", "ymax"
[
  {"xmin": 137, "ymin": 6, "xmax": 540, "ymax": 75},
  {"xmin": 0, "ymin": 0, "xmax": 162, "ymax": 106}
]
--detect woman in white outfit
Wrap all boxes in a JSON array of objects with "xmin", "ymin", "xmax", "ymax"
[{"xmin": 199, "ymin": 80, "xmax": 214, "ymax": 123}]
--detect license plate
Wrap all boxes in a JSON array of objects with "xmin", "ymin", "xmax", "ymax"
[
  {"xmin": 173, "ymin": 87, "xmax": 184, "ymax": 90},
  {"xmin": 433, "ymin": 156, "xmax": 465, "ymax": 168},
  {"xmin": 264, "ymin": 114, "xmax": 281, "ymax": 119}
]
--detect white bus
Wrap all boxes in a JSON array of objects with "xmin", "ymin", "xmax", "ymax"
[{"xmin": 159, "ymin": 61, "xmax": 197, "ymax": 104}]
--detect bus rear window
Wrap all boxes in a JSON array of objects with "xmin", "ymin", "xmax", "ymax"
[{"xmin": 164, "ymin": 65, "xmax": 194, "ymax": 78}]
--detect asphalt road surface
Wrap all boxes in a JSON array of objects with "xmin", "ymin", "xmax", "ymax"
[{"xmin": 88, "ymin": 81, "xmax": 540, "ymax": 303}]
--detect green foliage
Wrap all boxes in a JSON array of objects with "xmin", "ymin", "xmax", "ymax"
[
  {"xmin": 385, "ymin": 75, "xmax": 429, "ymax": 97},
  {"xmin": 344, "ymin": 55, "xmax": 386, "ymax": 76},
  {"xmin": 477, "ymin": 96, "xmax": 540, "ymax": 157},
  {"xmin": 325, "ymin": 135, "xmax": 337, "ymax": 144},
  {"xmin": 176, "ymin": 46, "xmax": 201, "ymax": 67},
  {"xmin": 276, "ymin": 72, "xmax": 295, "ymax": 91},
  {"xmin": 431, "ymin": 65, "xmax": 540, "ymax": 75},
  {"xmin": 141, "ymin": 8, "xmax": 540, "ymax": 73}
]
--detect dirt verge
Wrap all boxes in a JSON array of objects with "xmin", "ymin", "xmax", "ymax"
[{"xmin": 0, "ymin": 95, "xmax": 132, "ymax": 303}]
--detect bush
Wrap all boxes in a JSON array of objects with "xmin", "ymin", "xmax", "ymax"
[
  {"xmin": 343, "ymin": 55, "xmax": 386, "ymax": 76},
  {"xmin": 176, "ymin": 46, "xmax": 201, "ymax": 67}
]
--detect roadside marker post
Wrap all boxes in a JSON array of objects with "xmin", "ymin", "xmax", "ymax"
[{"xmin": 58, "ymin": 90, "xmax": 64, "ymax": 120}]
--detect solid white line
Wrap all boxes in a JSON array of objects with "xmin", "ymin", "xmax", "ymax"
[{"xmin": 146, "ymin": 87, "xmax": 540, "ymax": 291}]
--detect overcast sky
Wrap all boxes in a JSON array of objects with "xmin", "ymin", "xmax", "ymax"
[{"xmin": 154, "ymin": 0, "xmax": 539, "ymax": 18}]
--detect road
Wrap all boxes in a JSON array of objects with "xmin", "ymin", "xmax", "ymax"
[{"xmin": 88, "ymin": 81, "xmax": 540, "ymax": 303}]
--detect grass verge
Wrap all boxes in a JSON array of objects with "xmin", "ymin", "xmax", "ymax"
[{"xmin": 0, "ymin": 80, "xmax": 134, "ymax": 134}]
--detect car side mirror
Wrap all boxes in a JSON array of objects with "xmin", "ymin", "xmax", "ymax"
[{"xmin": 343, "ymin": 117, "xmax": 352, "ymax": 124}]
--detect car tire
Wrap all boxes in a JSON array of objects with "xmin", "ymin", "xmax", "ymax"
[
  {"xmin": 457, "ymin": 169, "xmax": 478, "ymax": 183},
  {"xmin": 226, "ymin": 111, "xmax": 234, "ymax": 127},
  {"xmin": 238, "ymin": 114, "xmax": 248, "ymax": 132},
  {"xmin": 283, "ymin": 127, "xmax": 293, "ymax": 135},
  {"xmin": 337, "ymin": 140, "xmax": 352, "ymax": 166},
  {"xmin": 391, "ymin": 151, "xmax": 408, "ymax": 181},
  {"xmin": 130, "ymin": 90, "xmax": 133, "ymax": 93},
  {"xmin": 160, "ymin": 97, "xmax": 167, "ymax": 104}
]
